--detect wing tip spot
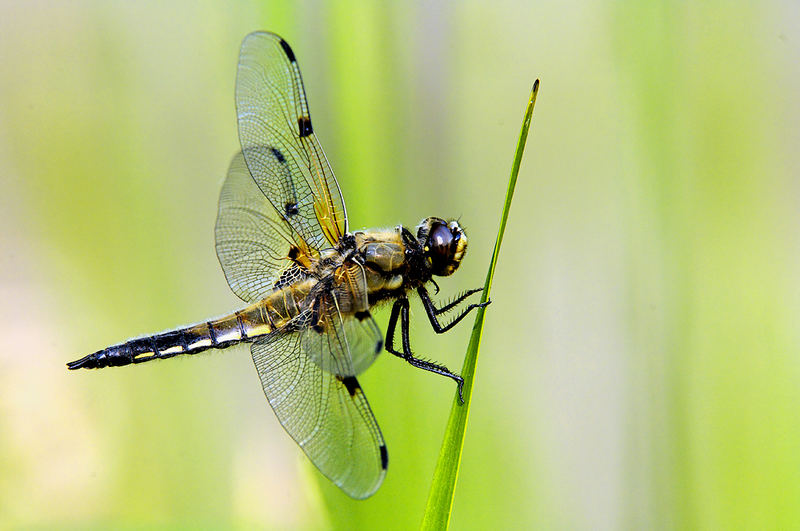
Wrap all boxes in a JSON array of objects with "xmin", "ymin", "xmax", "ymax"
[
  {"xmin": 339, "ymin": 375, "xmax": 360, "ymax": 397},
  {"xmin": 279, "ymin": 38, "xmax": 296, "ymax": 62},
  {"xmin": 380, "ymin": 445, "xmax": 389, "ymax": 469}
]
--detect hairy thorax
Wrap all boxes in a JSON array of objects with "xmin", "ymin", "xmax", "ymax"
[{"xmin": 353, "ymin": 228, "xmax": 414, "ymax": 305}]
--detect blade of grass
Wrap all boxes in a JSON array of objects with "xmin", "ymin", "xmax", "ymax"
[{"xmin": 421, "ymin": 80, "xmax": 540, "ymax": 530}]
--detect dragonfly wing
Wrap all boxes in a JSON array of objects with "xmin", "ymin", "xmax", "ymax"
[
  {"xmin": 252, "ymin": 312, "xmax": 387, "ymax": 499},
  {"xmin": 215, "ymin": 152, "xmax": 316, "ymax": 302},
  {"xmin": 230, "ymin": 32, "xmax": 386, "ymax": 498},
  {"xmin": 306, "ymin": 266, "xmax": 382, "ymax": 377},
  {"xmin": 237, "ymin": 31, "xmax": 347, "ymax": 250}
]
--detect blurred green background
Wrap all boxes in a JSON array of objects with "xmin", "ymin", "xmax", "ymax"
[{"xmin": 1, "ymin": 1, "xmax": 798, "ymax": 529}]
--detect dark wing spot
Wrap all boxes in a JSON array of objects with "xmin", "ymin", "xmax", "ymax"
[
  {"xmin": 354, "ymin": 311, "xmax": 370, "ymax": 322},
  {"xmin": 380, "ymin": 445, "xmax": 389, "ymax": 469},
  {"xmin": 270, "ymin": 147, "xmax": 286, "ymax": 163},
  {"xmin": 284, "ymin": 202, "xmax": 299, "ymax": 216},
  {"xmin": 298, "ymin": 116, "xmax": 313, "ymax": 137},
  {"xmin": 274, "ymin": 265, "xmax": 303, "ymax": 289},
  {"xmin": 375, "ymin": 338, "xmax": 383, "ymax": 354},
  {"xmin": 288, "ymin": 246, "xmax": 299, "ymax": 260},
  {"xmin": 339, "ymin": 375, "xmax": 360, "ymax": 397},
  {"xmin": 278, "ymin": 39, "xmax": 296, "ymax": 62},
  {"xmin": 312, "ymin": 323, "xmax": 324, "ymax": 334}
]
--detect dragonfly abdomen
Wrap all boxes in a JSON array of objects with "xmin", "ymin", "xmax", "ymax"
[{"xmin": 67, "ymin": 298, "xmax": 290, "ymax": 370}]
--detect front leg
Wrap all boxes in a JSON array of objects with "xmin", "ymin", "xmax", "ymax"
[
  {"xmin": 385, "ymin": 297, "xmax": 465, "ymax": 403},
  {"xmin": 429, "ymin": 287, "xmax": 483, "ymax": 315},
  {"xmin": 417, "ymin": 286, "xmax": 490, "ymax": 334}
]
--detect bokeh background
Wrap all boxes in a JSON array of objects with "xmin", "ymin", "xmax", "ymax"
[{"xmin": 1, "ymin": 1, "xmax": 799, "ymax": 529}]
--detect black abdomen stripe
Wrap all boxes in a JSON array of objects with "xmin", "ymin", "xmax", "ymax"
[
  {"xmin": 68, "ymin": 296, "xmax": 294, "ymax": 371},
  {"xmin": 68, "ymin": 320, "xmax": 237, "ymax": 370}
]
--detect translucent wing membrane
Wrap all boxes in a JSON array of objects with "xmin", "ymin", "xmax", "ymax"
[
  {"xmin": 220, "ymin": 152, "xmax": 385, "ymax": 494},
  {"xmin": 216, "ymin": 152, "xmax": 314, "ymax": 302},
  {"xmin": 237, "ymin": 31, "xmax": 347, "ymax": 250},
  {"xmin": 303, "ymin": 290, "xmax": 383, "ymax": 377},
  {"xmin": 252, "ymin": 315, "xmax": 386, "ymax": 499},
  {"xmin": 315, "ymin": 262, "xmax": 383, "ymax": 376},
  {"xmin": 222, "ymin": 32, "xmax": 386, "ymax": 498}
]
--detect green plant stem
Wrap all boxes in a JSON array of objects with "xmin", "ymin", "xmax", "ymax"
[{"xmin": 420, "ymin": 79, "xmax": 540, "ymax": 530}]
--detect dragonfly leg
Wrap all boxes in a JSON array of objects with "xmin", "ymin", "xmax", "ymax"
[
  {"xmin": 385, "ymin": 297, "xmax": 465, "ymax": 403},
  {"xmin": 417, "ymin": 286, "xmax": 490, "ymax": 333}
]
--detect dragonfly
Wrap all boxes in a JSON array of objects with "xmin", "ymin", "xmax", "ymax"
[{"xmin": 68, "ymin": 31, "xmax": 488, "ymax": 499}]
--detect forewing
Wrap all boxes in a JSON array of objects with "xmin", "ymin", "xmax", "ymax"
[
  {"xmin": 215, "ymin": 152, "xmax": 316, "ymax": 302},
  {"xmin": 252, "ymin": 318, "xmax": 387, "ymax": 499},
  {"xmin": 237, "ymin": 31, "xmax": 347, "ymax": 250}
]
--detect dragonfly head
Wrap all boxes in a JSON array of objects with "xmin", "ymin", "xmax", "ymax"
[{"xmin": 417, "ymin": 217, "xmax": 468, "ymax": 277}]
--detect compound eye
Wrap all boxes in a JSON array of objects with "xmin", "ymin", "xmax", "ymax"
[{"xmin": 427, "ymin": 222, "xmax": 454, "ymax": 273}]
